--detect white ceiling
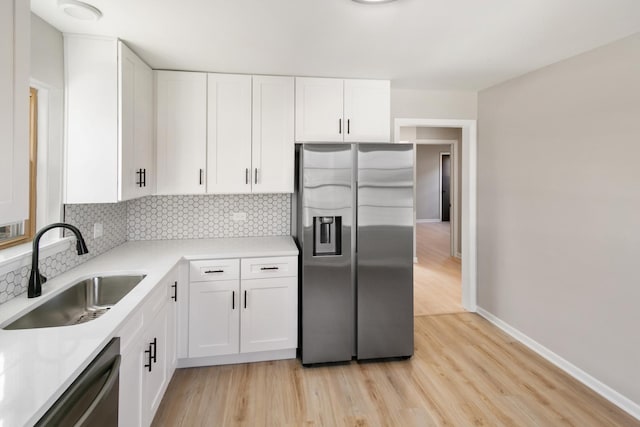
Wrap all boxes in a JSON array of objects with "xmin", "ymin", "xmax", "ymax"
[{"xmin": 32, "ymin": 0, "xmax": 640, "ymax": 90}]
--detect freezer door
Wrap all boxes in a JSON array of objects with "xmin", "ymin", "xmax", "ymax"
[
  {"xmin": 357, "ymin": 143, "xmax": 414, "ymax": 360},
  {"xmin": 300, "ymin": 144, "xmax": 354, "ymax": 364}
]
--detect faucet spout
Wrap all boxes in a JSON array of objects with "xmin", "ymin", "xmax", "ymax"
[{"xmin": 28, "ymin": 223, "xmax": 89, "ymax": 298}]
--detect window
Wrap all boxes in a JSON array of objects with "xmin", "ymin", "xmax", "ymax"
[{"xmin": 0, "ymin": 87, "xmax": 37, "ymax": 249}]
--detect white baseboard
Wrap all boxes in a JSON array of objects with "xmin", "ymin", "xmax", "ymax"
[
  {"xmin": 477, "ymin": 308, "xmax": 640, "ymax": 421},
  {"xmin": 416, "ymin": 219, "xmax": 441, "ymax": 223}
]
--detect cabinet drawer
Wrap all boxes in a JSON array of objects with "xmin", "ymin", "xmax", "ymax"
[
  {"xmin": 190, "ymin": 259, "xmax": 239, "ymax": 282},
  {"xmin": 241, "ymin": 256, "xmax": 297, "ymax": 280}
]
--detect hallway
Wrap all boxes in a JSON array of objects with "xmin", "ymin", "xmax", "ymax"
[{"xmin": 414, "ymin": 222, "xmax": 464, "ymax": 316}]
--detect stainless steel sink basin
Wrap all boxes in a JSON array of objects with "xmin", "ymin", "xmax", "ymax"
[{"xmin": 3, "ymin": 274, "xmax": 146, "ymax": 330}]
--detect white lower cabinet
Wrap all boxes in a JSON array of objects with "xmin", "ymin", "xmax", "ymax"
[
  {"xmin": 240, "ymin": 276, "xmax": 297, "ymax": 353},
  {"xmin": 189, "ymin": 279, "xmax": 239, "ymax": 357},
  {"xmin": 187, "ymin": 256, "xmax": 298, "ymax": 363},
  {"xmin": 118, "ymin": 268, "xmax": 178, "ymax": 427},
  {"xmin": 141, "ymin": 305, "xmax": 168, "ymax": 426}
]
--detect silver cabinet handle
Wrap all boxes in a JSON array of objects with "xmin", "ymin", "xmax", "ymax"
[
  {"xmin": 245, "ymin": 168, "xmax": 249, "ymax": 184},
  {"xmin": 347, "ymin": 119, "xmax": 350, "ymax": 134},
  {"xmin": 339, "ymin": 118, "xmax": 342, "ymax": 134},
  {"xmin": 244, "ymin": 290, "xmax": 248, "ymax": 309},
  {"xmin": 205, "ymin": 269, "xmax": 224, "ymax": 274},
  {"xmin": 232, "ymin": 291, "xmax": 235, "ymax": 310},
  {"xmin": 199, "ymin": 169, "xmax": 204, "ymax": 185},
  {"xmin": 254, "ymin": 168, "xmax": 258, "ymax": 184}
]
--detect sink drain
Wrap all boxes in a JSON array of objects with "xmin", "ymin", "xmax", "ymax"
[{"xmin": 74, "ymin": 308, "xmax": 110, "ymax": 325}]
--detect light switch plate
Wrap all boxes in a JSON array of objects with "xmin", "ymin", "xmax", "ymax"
[
  {"xmin": 232, "ymin": 212, "xmax": 247, "ymax": 222},
  {"xmin": 93, "ymin": 223, "xmax": 103, "ymax": 238}
]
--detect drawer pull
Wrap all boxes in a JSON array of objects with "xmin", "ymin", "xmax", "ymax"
[
  {"xmin": 204, "ymin": 269, "xmax": 224, "ymax": 274},
  {"xmin": 260, "ymin": 266, "xmax": 279, "ymax": 271}
]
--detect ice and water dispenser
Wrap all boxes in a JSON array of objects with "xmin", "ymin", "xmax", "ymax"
[{"xmin": 313, "ymin": 216, "xmax": 342, "ymax": 256}]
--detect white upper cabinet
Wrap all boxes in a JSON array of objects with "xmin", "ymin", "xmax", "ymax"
[
  {"xmin": 295, "ymin": 77, "xmax": 344, "ymax": 142},
  {"xmin": 0, "ymin": 0, "xmax": 29, "ymax": 225},
  {"xmin": 120, "ymin": 43, "xmax": 155, "ymax": 201},
  {"xmin": 252, "ymin": 76, "xmax": 295, "ymax": 193},
  {"xmin": 65, "ymin": 36, "xmax": 154, "ymax": 204},
  {"xmin": 206, "ymin": 74, "xmax": 252, "ymax": 194},
  {"xmin": 156, "ymin": 71, "xmax": 207, "ymax": 195},
  {"xmin": 206, "ymin": 74, "xmax": 294, "ymax": 194},
  {"xmin": 343, "ymin": 79, "xmax": 390, "ymax": 143},
  {"xmin": 295, "ymin": 77, "xmax": 390, "ymax": 143}
]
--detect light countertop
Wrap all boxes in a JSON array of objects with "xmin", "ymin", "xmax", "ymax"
[{"xmin": 0, "ymin": 236, "xmax": 298, "ymax": 427}]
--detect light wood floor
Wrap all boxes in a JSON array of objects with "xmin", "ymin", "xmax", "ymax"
[
  {"xmin": 414, "ymin": 222, "xmax": 464, "ymax": 316},
  {"xmin": 153, "ymin": 313, "xmax": 638, "ymax": 426}
]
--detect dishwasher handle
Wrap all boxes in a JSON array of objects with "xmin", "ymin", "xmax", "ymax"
[
  {"xmin": 35, "ymin": 347, "xmax": 121, "ymax": 427},
  {"xmin": 74, "ymin": 354, "xmax": 121, "ymax": 427}
]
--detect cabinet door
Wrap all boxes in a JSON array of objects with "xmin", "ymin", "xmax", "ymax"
[
  {"xmin": 65, "ymin": 36, "xmax": 119, "ymax": 204},
  {"xmin": 156, "ymin": 71, "xmax": 207, "ymax": 194},
  {"xmin": 119, "ymin": 338, "xmax": 144, "ymax": 427},
  {"xmin": 207, "ymin": 73, "xmax": 252, "ymax": 194},
  {"xmin": 240, "ymin": 276, "xmax": 297, "ymax": 353},
  {"xmin": 142, "ymin": 305, "xmax": 169, "ymax": 427},
  {"xmin": 343, "ymin": 79, "xmax": 390, "ymax": 143},
  {"xmin": 252, "ymin": 76, "xmax": 294, "ymax": 193},
  {"xmin": 0, "ymin": 0, "xmax": 29, "ymax": 224},
  {"xmin": 166, "ymin": 271, "xmax": 179, "ymax": 378},
  {"xmin": 189, "ymin": 280, "xmax": 240, "ymax": 357},
  {"xmin": 295, "ymin": 77, "xmax": 344, "ymax": 142},
  {"xmin": 119, "ymin": 42, "xmax": 154, "ymax": 201}
]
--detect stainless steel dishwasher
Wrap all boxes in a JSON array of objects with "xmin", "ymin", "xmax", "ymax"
[{"xmin": 36, "ymin": 337, "xmax": 120, "ymax": 427}]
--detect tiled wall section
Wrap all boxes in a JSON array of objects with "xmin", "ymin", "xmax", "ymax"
[
  {"xmin": 127, "ymin": 194, "xmax": 291, "ymax": 240},
  {"xmin": 0, "ymin": 194, "xmax": 291, "ymax": 304},
  {"xmin": 0, "ymin": 203, "xmax": 127, "ymax": 304}
]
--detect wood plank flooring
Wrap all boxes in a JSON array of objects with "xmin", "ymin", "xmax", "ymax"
[
  {"xmin": 152, "ymin": 313, "xmax": 638, "ymax": 426},
  {"xmin": 414, "ymin": 222, "xmax": 464, "ymax": 316}
]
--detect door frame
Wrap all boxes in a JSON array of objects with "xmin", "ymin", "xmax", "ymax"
[
  {"xmin": 394, "ymin": 118, "xmax": 477, "ymax": 312},
  {"xmin": 439, "ymin": 151, "xmax": 451, "ymax": 223}
]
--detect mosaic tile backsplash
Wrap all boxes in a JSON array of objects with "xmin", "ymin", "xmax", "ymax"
[
  {"xmin": 0, "ymin": 194, "xmax": 291, "ymax": 305},
  {"xmin": 0, "ymin": 202, "xmax": 127, "ymax": 304},
  {"xmin": 127, "ymin": 194, "xmax": 291, "ymax": 240}
]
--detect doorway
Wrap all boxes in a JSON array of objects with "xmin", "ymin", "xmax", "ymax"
[
  {"xmin": 440, "ymin": 153, "xmax": 451, "ymax": 222},
  {"xmin": 395, "ymin": 118, "xmax": 477, "ymax": 314},
  {"xmin": 412, "ymin": 134, "xmax": 462, "ymax": 315}
]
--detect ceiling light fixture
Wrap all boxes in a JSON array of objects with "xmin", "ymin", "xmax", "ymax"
[
  {"xmin": 352, "ymin": 0, "xmax": 398, "ymax": 4},
  {"xmin": 58, "ymin": 0, "xmax": 103, "ymax": 21}
]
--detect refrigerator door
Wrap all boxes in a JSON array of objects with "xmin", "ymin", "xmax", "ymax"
[
  {"xmin": 300, "ymin": 144, "xmax": 354, "ymax": 364},
  {"xmin": 357, "ymin": 143, "xmax": 414, "ymax": 360}
]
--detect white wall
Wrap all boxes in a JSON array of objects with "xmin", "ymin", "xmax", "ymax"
[
  {"xmin": 31, "ymin": 13, "xmax": 64, "ymax": 230},
  {"xmin": 416, "ymin": 144, "xmax": 450, "ymax": 220},
  {"xmin": 391, "ymin": 88, "xmax": 477, "ymax": 126},
  {"xmin": 477, "ymin": 33, "xmax": 640, "ymax": 409}
]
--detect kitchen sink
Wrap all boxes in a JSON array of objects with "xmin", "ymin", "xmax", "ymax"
[{"xmin": 3, "ymin": 274, "xmax": 146, "ymax": 330}]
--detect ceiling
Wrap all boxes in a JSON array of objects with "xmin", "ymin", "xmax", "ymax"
[{"xmin": 31, "ymin": 0, "xmax": 640, "ymax": 90}]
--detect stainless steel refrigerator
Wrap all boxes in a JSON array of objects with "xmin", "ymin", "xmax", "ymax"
[{"xmin": 294, "ymin": 143, "xmax": 414, "ymax": 364}]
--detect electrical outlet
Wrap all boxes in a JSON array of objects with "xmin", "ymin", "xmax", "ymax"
[
  {"xmin": 232, "ymin": 212, "xmax": 247, "ymax": 222},
  {"xmin": 93, "ymin": 223, "xmax": 103, "ymax": 239}
]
